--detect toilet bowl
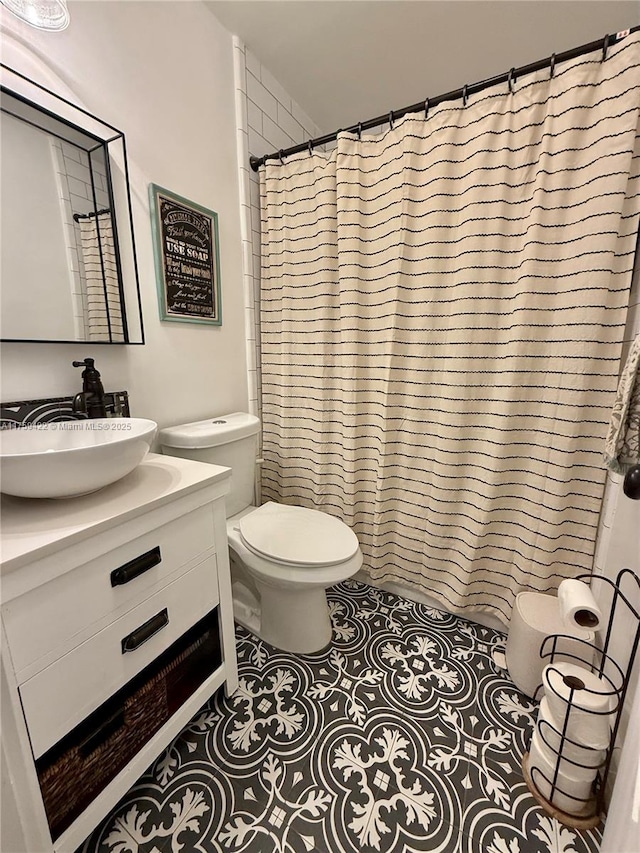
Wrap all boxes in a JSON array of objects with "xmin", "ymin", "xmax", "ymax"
[
  {"xmin": 227, "ymin": 502, "xmax": 362, "ymax": 652},
  {"xmin": 159, "ymin": 413, "xmax": 363, "ymax": 653}
]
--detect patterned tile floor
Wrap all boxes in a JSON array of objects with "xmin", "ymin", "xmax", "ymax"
[{"xmin": 79, "ymin": 581, "xmax": 603, "ymax": 853}]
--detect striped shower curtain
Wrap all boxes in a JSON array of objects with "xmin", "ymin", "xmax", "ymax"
[
  {"xmin": 78, "ymin": 212, "xmax": 124, "ymax": 342},
  {"xmin": 259, "ymin": 34, "xmax": 640, "ymax": 624}
]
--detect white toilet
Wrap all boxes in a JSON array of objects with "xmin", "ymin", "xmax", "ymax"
[{"xmin": 159, "ymin": 413, "xmax": 363, "ymax": 653}]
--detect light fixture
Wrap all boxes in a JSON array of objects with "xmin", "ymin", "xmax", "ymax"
[{"xmin": 0, "ymin": 0, "xmax": 69, "ymax": 31}]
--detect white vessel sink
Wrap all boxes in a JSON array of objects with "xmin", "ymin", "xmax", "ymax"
[{"xmin": 0, "ymin": 418, "xmax": 157, "ymax": 499}]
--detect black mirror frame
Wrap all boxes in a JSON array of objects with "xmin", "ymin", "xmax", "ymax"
[{"xmin": 0, "ymin": 63, "xmax": 145, "ymax": 345}]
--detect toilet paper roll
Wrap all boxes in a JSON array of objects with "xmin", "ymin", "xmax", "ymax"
[
  {"xmin": 528, "ymin": 728, "xmax": 596, "ymax": 815},
  {"xmin": 542, "ymin": 661, "xmax": 613, "ymax": 748},
  {"xmin": 537, "ymin": 697, "xmax": 606, "ymax": 770},
  {"xmin": 557, "ymin": 579, "xmax": 602, "ymax": 631}
]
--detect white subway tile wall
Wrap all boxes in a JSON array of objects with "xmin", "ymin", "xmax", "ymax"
[
  {"xmin": 247, "ymin": 99, "xmax": 262, "ymax": 136},
  {"xmin": 232, "ymin": 38, "xmax": 258, "ymax": 421},
  {"xmin": 51, "ymin": 143, "xmax": 85, "ymax": 338},
  {"xmin": 247, "ymin": 74, "xmax": 278, "ymax": 123},
  {"xmin": 51, "ymin": 140, "xmax": 112, "ymax": 340},
  {"xmin": 233, "ymin": 38, "xmax": 322, "ymax": 424},
  {"xmin": 233, "ymin": 39, "xmax": 323, "ymax": 502}
]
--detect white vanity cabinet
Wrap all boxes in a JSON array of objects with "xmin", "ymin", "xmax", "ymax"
[{"xmin": 0, "ymin": 454, "xmax": 238, "ymax": 853}]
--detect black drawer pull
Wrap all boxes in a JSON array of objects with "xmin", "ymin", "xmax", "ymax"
[
  {"xmin": 111, "ymin": 546, "xmax": 162, "ymax": 587},
  {"xmin": 121, "ymin": 609, "xmax": 169, "ymax": 654},
  {"xmin": 78, "ymin": 708, "xmax": 125, "ymax": 758}
]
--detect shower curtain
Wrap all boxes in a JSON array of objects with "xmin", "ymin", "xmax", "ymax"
[
  {"xmin": 78, "ymin": 212, "xmax": 124, "ymax": 342},
  {"xmin": 259, "ymin": 34, "xmax": 640, "ymax": 624}
]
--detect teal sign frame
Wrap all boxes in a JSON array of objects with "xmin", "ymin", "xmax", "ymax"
[{"xmin": 149, "ymin": 184, "xmax": 222, "ymax": 325}]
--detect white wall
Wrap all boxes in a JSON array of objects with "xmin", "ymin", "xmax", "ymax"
[
  {"xmin": 0, "ymin": 0, "xmax": 248, "ymax": 428},
  {"xmin": 601, "ymin": 670, "xmax": 640, "ymax": 853},
  {"xmin": 590, "ymin": 242, "xmax": 640, "ymax": 819}
]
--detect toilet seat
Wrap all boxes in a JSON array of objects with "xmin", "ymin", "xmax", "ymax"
[{"xmin": 238, "ymin": 501, "xmax": 359, "ymax": 567}]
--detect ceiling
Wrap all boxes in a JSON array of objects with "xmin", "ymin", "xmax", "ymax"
[{"xmin": 207, "ymin": 1, "xmax": 639, "ymax": 133}]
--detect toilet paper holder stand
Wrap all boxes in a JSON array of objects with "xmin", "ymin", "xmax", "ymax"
[{"xmin": 523, "ymin": 567, "xmax": 640, "ymax": 828}]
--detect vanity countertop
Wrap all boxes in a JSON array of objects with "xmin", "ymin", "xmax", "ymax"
[{"xmin": 0, "ymin": 453, "xmax": 230, "ymax": 573}]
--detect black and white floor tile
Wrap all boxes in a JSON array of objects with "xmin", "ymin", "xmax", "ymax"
[{"xmin": 79, "ymin": 581, "xmax": 603, "ymax": 853}]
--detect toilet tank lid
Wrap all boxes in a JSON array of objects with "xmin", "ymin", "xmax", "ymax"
[{"xmin": 158, "ymin": 412, "xmax": 260, "ymax": 449}]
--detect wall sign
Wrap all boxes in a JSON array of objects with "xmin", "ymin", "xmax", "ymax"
[{"xmin": 149, "ymin": 184, "xmax": 221, "ymax": 325}]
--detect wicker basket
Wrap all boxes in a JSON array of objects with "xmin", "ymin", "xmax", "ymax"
[{"xmin": 36, "ymin": 608, "xmax": 221, "ymax": 840}]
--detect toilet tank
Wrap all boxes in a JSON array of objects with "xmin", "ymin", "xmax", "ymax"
[{"xmin": 158, "ymin": 412, "xmax": 260, "ymax": 517}]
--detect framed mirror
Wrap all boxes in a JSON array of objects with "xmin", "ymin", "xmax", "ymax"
[{"xmin": 0, "ymin": 64, "xmax": 144, "ymax": 344}]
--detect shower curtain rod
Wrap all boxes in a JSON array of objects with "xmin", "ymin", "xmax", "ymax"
[
  {"xmin": 249, "ymin": 25, "xmax": 639, "ymax": 171},
  {"xmin": 73, "ymin": 208, "xmax": 110, "ymax": 222}
]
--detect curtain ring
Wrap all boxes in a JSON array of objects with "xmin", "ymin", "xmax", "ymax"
[
  {"xmin": 549, "ymin": 53, "xmax": 556, "ymax": 79},
  {"xmin": 462, "ymin": 84, "xmax": 468, "ymax": 106},
  {"xmin": 357, "ymin": 122, "xmax": 363, "ymax": 140},
  {"xmin": 424, "ymin": 97, "xmax": 430, "ymax": 119},
  {"xmin": 508, "ymin": 67, "xmax": 516, "ymax": 94},
  {"xmin": 602, "ymin": 33, "xmax": 610, "ymax": 61},
  {"xmin": 307, "ymin": 140, "xmax": 313, "ymax": 156},
  {"xmin": 278, "ymin": 149, "xmax": 285, "ymax": 165},
  {"xmin": 389, "ymin": 110, "xmax": 394, "ymax": 129}
]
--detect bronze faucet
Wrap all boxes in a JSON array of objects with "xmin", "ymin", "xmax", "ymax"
[{"xmin": 72, "ymin": 358, "xmax": 107, "ymax": 418}]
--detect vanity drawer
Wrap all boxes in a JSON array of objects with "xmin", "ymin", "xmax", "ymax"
[
  {"xmin": 19, "ymin": 554, "xmax": 219, "ymax": 759},
  {"xmin": 4, "ymin": 503, "xmax": 215, "ymax": 680}
]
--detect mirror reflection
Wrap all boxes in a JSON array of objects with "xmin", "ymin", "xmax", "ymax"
[{"xmin": 0, "ymin": 70, "xmax": 143, "ymax": 344}]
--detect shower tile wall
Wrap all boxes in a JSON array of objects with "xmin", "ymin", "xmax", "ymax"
[
  {"xmin": 50, "ymin": 141, "xmax": 110, "ymax": 339},
  {"xmin": 232, "ymin": 37, "xmax": 322, "ymax": 423}
]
